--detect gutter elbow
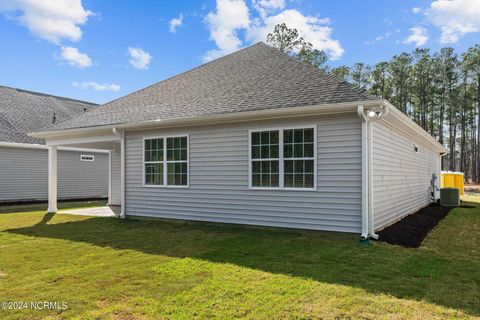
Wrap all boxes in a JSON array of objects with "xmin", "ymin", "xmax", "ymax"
[
  {"xmin": 381, "ymin": 104, "xmax": 389, "ymax": 118},
  {"xmin": 112, "ymin": 127, "xmax": 123, "ymax": 138},
  {"xmin": 357, "ymin": 105, "xmax": 366, "ymax": 121}
]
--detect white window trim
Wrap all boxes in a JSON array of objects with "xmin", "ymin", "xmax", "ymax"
[
  {"xmin": 248, "ymin": 125, "xmax": 317, "ymax": 191},
  {"xmin": 142, "ymin": 134, "xmax": 190, "ymax": 188},
  {"xmin": 80, "ymin": 154, "xmax": 95, "ymax": 162}
]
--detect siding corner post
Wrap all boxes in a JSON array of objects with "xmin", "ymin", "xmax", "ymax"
[{"xmin": 47, "ymin": 145, "xmax": 58, "ymax": 213}]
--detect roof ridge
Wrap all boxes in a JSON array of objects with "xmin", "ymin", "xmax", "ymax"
[
  {"xmin": 257, "ymin": 43, "xmax": 378, "ymax": 99},
  {"xmin": 0, "ymin": 85, "xmax": 98, "ymax": 106}
]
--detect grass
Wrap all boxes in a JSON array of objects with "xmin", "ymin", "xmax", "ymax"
[{"xmin": 0, "ymin": 198, "xmax": 479, "ymax": 319}]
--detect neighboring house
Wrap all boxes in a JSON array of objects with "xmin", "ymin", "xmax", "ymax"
[
  {"xmin": 32, "ymin": 43, "xmax": 447, "ymax": 239},
  {"xmin": 0, "ymin": 86, "xmax": 109, "ymax": 202}
]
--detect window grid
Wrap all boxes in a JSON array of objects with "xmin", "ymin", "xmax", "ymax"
[
  {"xmin": 251, "ymin": 130, "xmax": 279, "ymax": 188},
  {"xmin": 144, "ymin": 136, "xmax": 188, "ymax": 187},
  {"xmin": 250, "ymin": 127, "xmax": 316, "ymax": 190},
  {"xmin": 283, "ymin": 128, "xmax": 315, "ymax": 189},
  {"xmin": 166, "ymin": 136, "xmax": 188, "ymax": 186},
  {"xmin": 144, "ymin": 138, "xmax": 165, "ymax": 186}
]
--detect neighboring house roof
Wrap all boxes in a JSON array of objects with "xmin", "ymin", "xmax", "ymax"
[
  {"xmin": 0, "ymin": 86, "xmax": 97, "ymax": 144},
  {"xmin": 42, "ymin": 42, "xmax": 377, "ymax": 132}
]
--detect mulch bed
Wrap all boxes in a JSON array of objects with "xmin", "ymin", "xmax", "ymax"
[{"xmin": 376, "ymin": 203, "xmax": 454, "ymax": 248}]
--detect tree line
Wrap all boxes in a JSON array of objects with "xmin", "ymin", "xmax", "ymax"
[{"xmin": 267, "ymin": 23, "xmax": 480, "ymax": 182}]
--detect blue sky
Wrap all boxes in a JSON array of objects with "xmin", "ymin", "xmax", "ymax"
[{"xmin": 0, "ymin": 0, "xmax": 479, "ymax": 104}]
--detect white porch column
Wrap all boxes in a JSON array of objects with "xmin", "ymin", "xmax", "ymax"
[
  {"xmin": 107, "ymin": 151, "xmax": 112, "ymax": 205},
  {"xmin": 120, "ymin": 133, "xmax": 126, "ymax": 218},
  {"xmin": 47, "ymin": 145, "xmax": 58, "ymax": 213}
]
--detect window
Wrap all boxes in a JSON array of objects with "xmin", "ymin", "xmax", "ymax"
[
  {"xmin": 283, "ymin": 128, "xmax": 315, "ymax": 189},
  {"xmin": 144, "ymin": 136, "xmax": 188, "ymax": 187},
  {"xmin": 249, "ymin": 126, "xmax": 316, "ymax": 190},
  {"xmin": 251, "ymin": 130, "xmax": 279, "ymax": 188},
  {"xmin": 80, "ymin": 154, "xmax": 94, "ymax": 162}
]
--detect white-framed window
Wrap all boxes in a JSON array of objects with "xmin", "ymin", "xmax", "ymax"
[
  {"xmin": 80, "ymin": 154, "xmax": 95, "ymax": 162},
  {"xmin": 249, "ymin": 126, "xmax": 317, "ymax": 190},
  {"xmin": 143, "ymin": 135, "xmax": 189, "ymax": 187}
]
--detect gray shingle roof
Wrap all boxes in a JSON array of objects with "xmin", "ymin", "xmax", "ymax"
[
  {"xmin": 0, "ymin": 86, "xmax": 97, "ymax": 144},
  {"xmin": 44, "ymin": 42, "xmax": 377, "ymax": 132}
]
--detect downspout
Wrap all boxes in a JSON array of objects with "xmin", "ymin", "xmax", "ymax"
[
  {"xmin": 357, "ymin": 106, "xmax": 369, "ymax": 241},
  {"xmin": 367, "ymin": 120, "xmax": 379, "ymax": 240},
  {"xmin": 113, "ymin": 128, "xmax": 126, "ymax": 218},
  {"xmin": 357, "ymin": 104, "xmax": 389, "ymax": 241}
]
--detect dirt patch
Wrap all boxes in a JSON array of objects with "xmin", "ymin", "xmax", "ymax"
[
  {"xmin": 376, "ymin": 203, "xmax": 454, "ymax": 248},
  {"xmin": 465, "ymin": 183, "xmax": 480, "ymax": 195}
]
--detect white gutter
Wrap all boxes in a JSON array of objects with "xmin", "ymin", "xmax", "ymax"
[
  {"xmin": 113, "ymin": 128, "xmax": 126, "ymax": 219},
  {"xmin": 31, "ymin": 100, "xmax": 385, "ymax": 139},
  {"xmin": 382, "ymin": 100, "xmax": 446, "ymax": 154},
  {"xmin": 357, "ymin": 104, "xmax": 389, "ymax": 240},
  {"xmin": 0, "ymin": 141, "xmax": 110, "ymax": 153},
  {"xmin": 30, "ymin": 99, "xmax": 445, "ymax": 157}
]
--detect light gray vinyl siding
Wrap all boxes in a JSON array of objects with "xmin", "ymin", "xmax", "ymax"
[
  {"xmin": 57, "ymin": 150, "xmax": 108, "ymax": 199},
  {"xmin": 0, "ymin": 147, "xmax": 48, "ymax": 201},
  {"xmin": 372, "ymin": 120, "xmax": 441, "ymax": 230},
  {"xmin": 0, "ymin": 146, "xmax": 108, "ymax": 202},
  {"xmin": 124, "ymin": 114, "xmax": 363, "ymax": 233},
  {"xmin": 110, "ymin": 144, "xmax": 121, "ymax": 205}
]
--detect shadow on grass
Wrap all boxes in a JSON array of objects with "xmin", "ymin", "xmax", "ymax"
[
  {"xmin": 4, "ymin": 205, "xmax": 480, "ymax": 316},
  {"xmin": 0, "ymin": 200, "xmax": 107, "ymax": 214}
]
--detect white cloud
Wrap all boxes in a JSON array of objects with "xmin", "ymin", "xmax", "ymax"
[
  {"xmin": 58, "ymin": 46, "xmax": 92, "ymax": 68},
  {"xmin": 403, "ymin": 27, "xmax": 429, "ymax": 47},
  {"xmin": 253, "ymin": 0, "xmax": 285, "ymax": 17},
  {"xmin": 203, "ymin": 0, "xmax": 250, "ymax": 62},
  {"xmin": 169, "ymin": 13, "xmax": 183, "ymax": 33},
  {"xmin": 0, "ymin": 0, "xmax": 92, "ymax": 44},
  {"xmin": 72, "ymin": 81, "xmax": 120, "ymax": 92},
  {"xmin": 427, "ymin": 0, "xmax": 480, "ymax": 44},
  {"xmin": 203, "ymin": 0, "xmax": 344, "ymax": 62},
  {"xmin": 127, "ymin": 47, "xmax": 152, "ymax": 70},
  {"xmin": 411, "ymin": 7, "xmax": 422, "ymax": 14},
  {"xmin": 364, "ymin": 29, "xmax": 400, "ymax": 45},
  {"xmin": 247, "ymin": 9, "xmax": 344, "ymax": 60}
]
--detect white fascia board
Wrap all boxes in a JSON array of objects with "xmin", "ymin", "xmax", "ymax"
[
  {"xmin": 0, "ymin": 142, "xmax": 48, "ymax": 150},
  {"xmin": 29, "ymin": 98, "xmax": 444, "ymax": 154},
  {"xmin": 0, "ymin": 141, "xmax": 110, "ymax": 154},
  {"xmin": 45, "ymin": 132, "xmax": 120, "ymax": 146},
  {"xmin": 30, "ymin": 100, "xmax": 385, "ymax": 140},
  {"xmin": 381, "ymin": 100, "xmax": 447, "ymax": 154}
]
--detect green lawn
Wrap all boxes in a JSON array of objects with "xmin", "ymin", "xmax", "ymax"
[{"xmin": 0, "ymin": 198, "xmax": 479, "ymax": 319}]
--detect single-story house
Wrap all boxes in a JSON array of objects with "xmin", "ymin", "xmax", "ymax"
[
  {"xmin": 0, "ymin": 86, "xmax": 109, "ymax": 202},
  {"xmin": 31, "ymin": 43, "xmax": 447, "ymax": 239}
]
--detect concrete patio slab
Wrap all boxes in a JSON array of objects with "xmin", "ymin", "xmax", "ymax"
[{"xmin": 59, "ymin": 205, "xmax": 120, "ymax": 217}]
